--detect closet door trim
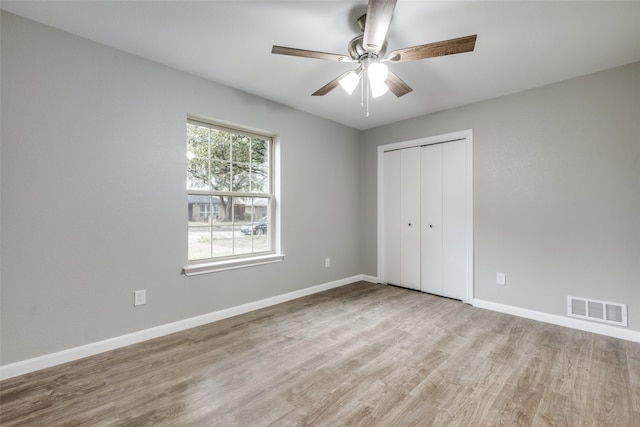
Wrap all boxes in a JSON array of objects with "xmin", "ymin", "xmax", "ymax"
[{"xmin": 377, "ymin": 129, "xmax": 474, "ymax": 302}]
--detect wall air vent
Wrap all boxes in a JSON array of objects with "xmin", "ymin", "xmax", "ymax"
[{"xmin": 567, "ymin": 296, "xmax": 627, "ymax": 327}]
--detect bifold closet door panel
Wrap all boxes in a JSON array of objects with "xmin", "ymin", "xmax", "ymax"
[
  {"xmin": 400, "ymin": 147, "xmax": 421, "ymax": 290},
  {"xmin": 420, "ymin": 144, "xmax": 443, "ymax": 295},
  {"xmin": 382, "ymin": 150, "xmax": 401, "ymax": 286},
  {"xmin": 442, "ymin": 140, "xmax": 468, "ymax": 300}
]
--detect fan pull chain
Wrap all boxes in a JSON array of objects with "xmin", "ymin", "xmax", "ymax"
[
  {"xmin": 365, "ymin": 69, "xmax": 370, "ymax": 117},
  {"xmin": 360, "ymin": 72, "xmax": 364, "ymax": 108},
  {"xmin": 360, "ymin": 71, "xmax": 365, "ymax": 109}
]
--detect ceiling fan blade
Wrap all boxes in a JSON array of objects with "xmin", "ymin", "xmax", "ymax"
[
  {"xmin": 311, "ymin": 71, "xmax": 354, "ymax": 96},
  {"xmin": 385, "ymin": 70, "xmax": 412, "ymax": 97},
  {"xmin": 271, "ymin": 45, "xmax": 354, "ymax": 62},
  {"xmin": 387, "ymin": 34, "xmax": 477, "ymax": 63},
  {"xmin": 363, "ymin": 0, "xmax": 397, "ymax": 55}
]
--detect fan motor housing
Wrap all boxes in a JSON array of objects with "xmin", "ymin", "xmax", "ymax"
[
  {"xmin": 348, "ymin": 13, "xmax": 388, "ymax": 60},
  {"xmin": 348, "ymin": 34, "xmax": 388, "ymax": 60}
]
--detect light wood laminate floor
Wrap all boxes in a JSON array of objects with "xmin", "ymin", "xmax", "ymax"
[{"xmin": 1, "ymin": 282, "xmax": 639, "ymax": 426}]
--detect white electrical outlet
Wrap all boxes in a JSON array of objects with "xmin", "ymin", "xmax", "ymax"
[
  {"xmin": 497, "ymin": 273, "xmax": 506, "ymax": 286},
  {"xmin": 134, "ymin": 289, "xmax": 146, "ymax": 306},
  {"xmin": 325, "ymin": 258, "xmax": 331, "ymax": 268}
]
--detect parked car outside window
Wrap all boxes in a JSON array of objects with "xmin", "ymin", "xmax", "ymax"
[{"xmin": 240, "ymin": 217, "xmax": 268, "ymax": 235}]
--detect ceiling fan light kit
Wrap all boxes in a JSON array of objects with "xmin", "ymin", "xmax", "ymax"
[
  {"xmin": 365, "ymin": 60, "xmax": 390, "ymax": 98},
  {"xmin": 271, "ymin": 0, "xmax": 477, "ymax": 115},
  {"xmin": 339, "ymin": 69, "xmax": 362, "ymax": 95}
]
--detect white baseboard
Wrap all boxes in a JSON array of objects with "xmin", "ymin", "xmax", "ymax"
[
  {"xmin": 0, "ymin": 275, "xmax": 368, "ymax": 380},
  {"xmin": 472, "ymin": 299, "xmax": 640, "ymax": 343},
  {"xmin": 360, "ymin": 274, "xmax": 379, "ymax": 283},
  {"xmin": 10, "ymin": 278, "xmax": 632, "ymax": 381}
]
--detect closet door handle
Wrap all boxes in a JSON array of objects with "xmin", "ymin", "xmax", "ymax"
[{"xmin": 408, "ymin": 223, "xmax": 412, "ymax": 226}]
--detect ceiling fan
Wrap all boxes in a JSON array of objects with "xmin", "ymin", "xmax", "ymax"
[{"xmin": 271, "ymin": 0, "xmax": 477, "ymax": 101}]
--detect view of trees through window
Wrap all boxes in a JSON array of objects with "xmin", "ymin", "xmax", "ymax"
[{"xmin": 187, "ymin": 120, "xmax": 272, "ymax": 261}]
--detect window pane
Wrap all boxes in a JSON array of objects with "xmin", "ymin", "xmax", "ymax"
[
  {"xmin": 230, "ymin": 134, "xmax": 250, "ymax": 193},
  {"xmin": 251, "ymin": 198, "xmax": 270, "ymax": 252},
  {"xmin": 216, "ymin": 195, "xmax": 232, "ymax": 222},
  {"xmin": 211, "ymin": 222, "xmax": 234, "ymax": 258},
  {"xmin": 234, "ymin": 223, "xmax": 253, "ymax": 255},
  {"xmin": 250, "ymin": 165, "xmax": 268, "ymax": 193},
  {"xmin": 251, "ymin": 138, "xmax": 269, "ymax": 193},
  {"xmin": 235, "ymin": 198, "xmax": 270, "ymax": 254},
  {"xmin": 233, "ymin": 197, "xmax": 249, "ymax": 255},
  {"xmin": 251, "ymin": 138, "xmax": 268, "ymax": 164},
  {"xmin": 210, "ymin": 160, "xmax": 231, "ymax": 191},
  {"xmin": 188, "ymin": 226, "xmax": 212, "ymax": 260},
  {"xmin": 186, "ymin": 124, "xmax": 210, "ymax": 190},
  {"xmin": 232, "ymin": 134, "xmax": 251, "ymax": 163},
  {"xmin": 187, "ymin": 124, "xmax": 209, "ymax": 158},
  {"xmin": 188, "ymin": 194, "xmax": 213, "ymax": 260},
  {"xmin": 188, "ymin": 195, "xmax": 212, "ymax": 223},
  {"xmin": 233, "ymin": 197, "xmax": 248, "ymax": 222},
  {"xmin": 210, "ymin": 130, "xmax": 231, "ymax": 191},
  {"xmin": 187, "ymin": 156, "xmax": 210, "ymax": 190},
  {"xmin": 210, "ymin": 129, "xmax": 231, "ymax": 160},
  {"xmin": 250, "ymin": 198, "xmax": 269, "ymax": 223},
  {"xmin": 231, "ymin": 162, "xmax": 251, "ymax": 192}
]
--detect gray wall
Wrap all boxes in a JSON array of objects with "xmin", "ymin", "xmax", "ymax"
[
  {"xmin": 0, "ymin": 12, "xmax": 361, "ymax": 364},
  {"xmin": 2, "ymin": 11, "xmax": 638, "ymax": 367},
  {"xmin": 361, "ymin": 61, "xmax": 640, "ymax": 331}
]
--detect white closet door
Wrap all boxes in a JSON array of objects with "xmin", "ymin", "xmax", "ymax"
[
  {"xmin": 442, "ymin": 140, "xmax": 468, "ymax": 300},
  {"xmin": 400, "ymin": 147, "xmax": 421, "ymax": 290},
  {"xmin": 382, "ymin": 150, "xmax": 401, "ymax": 286},
  {"xmin": 380, "ymin": 133, "xmax": 472, "ymax": 301},
  {"xmin": 420, "ymin": 144, "xmax": 443, "ymax": 295}
]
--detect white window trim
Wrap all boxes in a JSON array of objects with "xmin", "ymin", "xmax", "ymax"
[
  {"xmin": 184, "ymin": 116, "xmax": 283, "ymax": 275},
  {"xmin": 183, "ymin": 253, "xmax": 285, "ymax": 276}
]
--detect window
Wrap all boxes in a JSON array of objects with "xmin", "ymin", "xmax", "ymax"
[{"xmin": 186, "ymin": 118, "xmax": 276, "ymax": 268}]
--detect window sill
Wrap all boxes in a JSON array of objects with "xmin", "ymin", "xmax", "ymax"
[{"xmin": 183, "ymin": 253, "xmax": 285, "ymax": 276}]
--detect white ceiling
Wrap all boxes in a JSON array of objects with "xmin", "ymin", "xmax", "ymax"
[{"xmin": 2, "ymin": 1, "xmax": 640, "ymax": 130}]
